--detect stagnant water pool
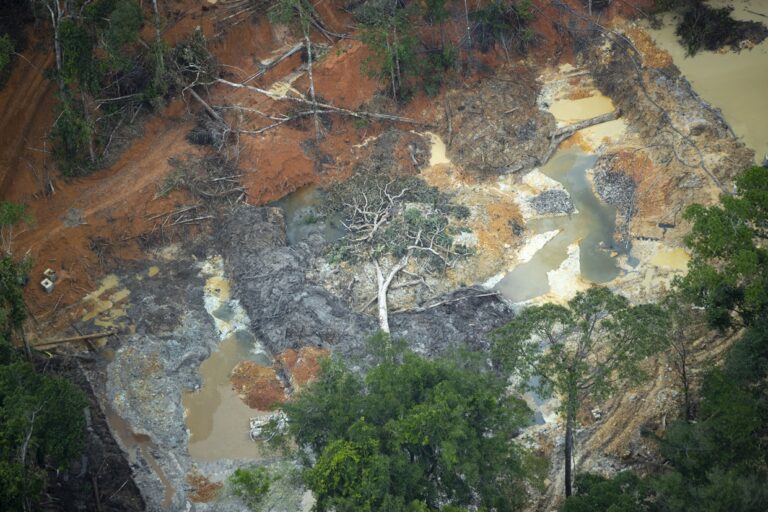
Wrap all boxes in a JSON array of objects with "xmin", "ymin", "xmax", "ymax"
[{"xmin": 495, "ymin": 149, "xmax": 621, "ymax": 303}]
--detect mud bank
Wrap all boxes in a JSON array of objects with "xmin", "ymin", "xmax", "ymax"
[{"xmin": 585, "ymin": 24, "xmax": 754, "ymax": 241}]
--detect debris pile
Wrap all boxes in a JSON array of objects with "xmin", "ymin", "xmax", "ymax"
[{"xmin": 529, "ymin": 189, "xmax": 576, "ymax": 215}]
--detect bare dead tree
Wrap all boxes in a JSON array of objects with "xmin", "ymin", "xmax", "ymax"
[
  {"xmin": 328, "ymin": 175, "xmax": 470, "ymax": 333},
  {"xmin": 216, "ymin": 77, "xmax": 425, "ymax": 125}
]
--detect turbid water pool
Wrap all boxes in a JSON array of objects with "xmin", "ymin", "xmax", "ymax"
[
  {"xmin": 495, "ymin": 149, "xmax": 621, "ymax": 303},
  {"xmin": 182, "ymin": 257, "xmax": 272, "ymax": 462},
  {"xmin": 644, "ymin": 0, "xmax": 768, "ymax": 160},
  {"xmin": 272, "ymin": 184, "xmax": 344, "ymax": 245}
]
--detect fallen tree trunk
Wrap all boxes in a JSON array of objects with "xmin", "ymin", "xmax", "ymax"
[
  {"xmin": 32, "ymin": 329, "xmax": 117, "ymax": 348},
  {"xmin": 186, "ymin": 88, "xmax": 225, "ymax": 123},
  {"xmin": 216, "ymin": 78, "xmax": 427, "ymax": 126},
  {"xmin": 392, "ymin": 291, "xmax": 500, "ymax": 314},
  {"xmin": 244, "ymin": 42, "xmax": 304, "ymax": 83},
  {"xmin": 539, "ymin": 109, "xmax": 621, "ymax": 166}
]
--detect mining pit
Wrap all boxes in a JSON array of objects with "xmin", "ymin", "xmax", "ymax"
[{"xmin": 2, "ymin": 0, "xmax": 764, "ymax": 510}]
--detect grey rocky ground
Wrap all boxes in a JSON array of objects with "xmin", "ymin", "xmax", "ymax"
[
  {"xmin": 76, "ymin": 204, "xmax": 515, "ymax": 510},
  {"xmin": 529, "ymin": 189, "xmax": 576, "ymax": 215},
  {"xmin": 218, "ymin": 205, "xmax": 515, "ymax": 359},
  {"xmin": 593, "ymin": 161, "xmax": 637, "ymax": 217}
]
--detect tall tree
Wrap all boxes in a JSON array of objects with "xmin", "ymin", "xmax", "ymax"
[
  {"xmin": 357, "ymin": 0, "xmax": 419, "ymax": 102},
  {"xmin": 678, "ymin": 166, "xmax": 768, "ymax": 330},
  {"xmin": 0, "ymin": 256, "xmax": 87, "ymax": 510},
  {"xmin": 325, "ymin": 172, "xmax": 471, "ymax": 333},
  {"xmin": 493, "ymin": 287, "xmax": 668, "ymax": 497},
  {"xmin": 660, "ymin": 293, "xmax": 707, "ymax": 422},
  {"xmin": 0, "ymin": 201, "xmax": 30, "ymax": 257},
  {"xmin": 281, "ymin": 336, "xmax": 537, "ymax": 511}
]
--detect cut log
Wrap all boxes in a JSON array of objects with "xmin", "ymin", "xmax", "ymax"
[
  {"xmin": 186, "ymin": 88, "xmax": 225, "ymax": 124},
  {"xmin": 243, "ymin": 42, "xmax": 304, "ymax": 84},
  {"xmin": 216, "ymin": 78, "xmax": 427, "ymax": 126},
  {"xmin": 32, "ymin": 329, "xmax": 117, "ymax": 348},
  {"xmin": 539, "ymin": 109, "xmax": 621, "ymax": 166}
]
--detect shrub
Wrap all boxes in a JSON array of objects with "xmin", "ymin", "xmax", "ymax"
[
  {"xmin": 51, "ymin": 100, "xmax": 92, "ymax": 176},
  {"xmin": 228, "ymin": 465, "xmax": 275, "ymax": 511},
  {"xmin": 675, "ymin": 0, "xmax": 767, "ymax": 55},
  {"xmin": 471, "ymin": 0, "xmax": 535, "ymax": 54}
]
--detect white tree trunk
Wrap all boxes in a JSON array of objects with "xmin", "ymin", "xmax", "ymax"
[
  {"xmin": 48, "ymin": 1, "xmax": 65, "ymax": 96},
  {"xmin": 373, "ymin": 251, "xmax": 411, "ymax": 333},
  {"xmin": 304, "ymin": 32, "xmax": 320, "ymax": 141}
]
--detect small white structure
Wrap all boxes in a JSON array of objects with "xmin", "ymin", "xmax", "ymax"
[
  {"xmin": 41, "ymin": 278, "xmax": 54, "ymax": 294},
  {"xmin": 43, "ymin": 268, "xmax": 58, "ymax": 282}
]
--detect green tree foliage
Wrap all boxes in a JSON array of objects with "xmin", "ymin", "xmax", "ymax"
[
  {"xmin": 562, "ymin": 325, "xmax": 768, "ymax": 511},
  {"xmin": 228, "ymin": 465, "xmax": 275, "ymax": 511},
  {"xmin": 358, "ymin": 0, "xmax": 421, "ymax": 101},
  {"xmin": 50, "ymin": 98, "xmax": 93, "ymax": 176},
  {"xmin": 562, "ymin": 472, "xmax": 650, "ymax": 512},
  {"xmin": 0, "ymin": 201, "xmax": 30, "ymax": 257},
  {"xmin": 677, "ymin": 166, "xmax": 768, "ymax": 329},
  {"xmin": 33, "ymin": 0, "xmax": 148, "ymax": 174},
  {"xmin": 674, "ymin": 0, "xmax": 767, "ymax": 56},
  {"xmin": 563, "ymin": 165, "xmax": 768, "ymax": 510},
  {"xmin": 660, "ymin": 293, "xmax": 707, "ymax": 421},
  {"xmin": 0, "ymin": 255, "xmax": 88, "ymax": 510},
  {"xmin": 493, "ymin": 287, "xmax": 668, "ymax": 497},
  {"xmin": 0, "ymin": 362, "xmax": 88, "ymax": 511},
  {"xmin": 0, "ymin": 0, "xmax": 33, "ymax": 88},
  {"xmin": 58, "ymin": 17, "xmax": 99, "ymax": 91},
  {"xmin": 102, "ymin": 0, "xmax": 143, "ymax": 69},
  {"xmin": 470, "ymin": 0, "xmax": 535, "ymax": 54},
  {"xmin": 653, "ymin": 324, "xmax": 768, "ymax": 508},
  {"xmin": 0, "ymin": 34, "xmax": 12, "ymax": 77},
  {"xmin": 281, "ymin": 338, "xmax": 536, "ymax": 511}
]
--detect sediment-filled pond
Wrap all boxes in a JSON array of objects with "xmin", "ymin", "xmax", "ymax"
[{"xmin": 496, "ymin": 149, "xmax": 621, "ymax": 303}]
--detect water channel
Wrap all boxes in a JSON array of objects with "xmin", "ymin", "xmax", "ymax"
[
  {"xmin": 495, "ymin": 148, "xmax": 622, "ymax": 303},
  {"xmin": 181, "ymin": 257, "xmax": 272, "ymax": 462}
]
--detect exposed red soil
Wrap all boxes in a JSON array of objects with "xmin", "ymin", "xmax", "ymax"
[
  {"xmin": 230, "ymin": 360, "xmax": 287, "ymax": 410},
  {"xmin": 230, "ymin": 346, "xmax": 329, "ymax": 411},
  {"xmin": 186, "ymin": 471, "xmax": 223, "ymax": 503},
  {"xmin": 0, "ymin": 0, "xmax": 641, "ymax": 335},
  {"xmin": 276, "ymin": 346, "xmax": 330, "ymax": 389}
]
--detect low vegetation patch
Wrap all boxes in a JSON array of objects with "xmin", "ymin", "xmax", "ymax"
[{"xmin": 674, "ymin": 0, "xmax": 768, "ymax": 55}]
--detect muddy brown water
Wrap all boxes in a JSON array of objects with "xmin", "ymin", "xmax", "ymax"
[
  {"xmin": 182, "ymin": 259, "xmax": 274, "ymax": 462},
  {"xmin": 495, "ymin": 149, "xmax": 620, "ymax": 303},
  {"xmin": 272, "ymin": 184, "xmax": 344, "ymax": 245},
  {"xmin": 644, "ymin": 0, "xmax": 768, "ymax": 160},
  {"xmin": 182, "ymin": 331, "xmax": 271, "ymax": 462}
]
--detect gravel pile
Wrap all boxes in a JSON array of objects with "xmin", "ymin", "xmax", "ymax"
[
  {"xmin": 594, "ymin": 169, "xmax": 636, "ymax": 216},
  {"xmin": 529, "ymin": 189, "xmax": 575, "ymax": 215}
]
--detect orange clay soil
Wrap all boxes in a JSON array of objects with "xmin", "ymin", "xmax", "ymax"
[
  {"xmin": 1, "ymin": 0, "xmax": 631, "ymax": 332},
  {"xmin": 229, "ymin": 347, "xmax": 330, "ymax": 411},
  {"xmin": 186, "ymin": 471, "xmax": 223, "ymax": 503},
  {"xmin": 230, "ymin": 361, "xmax": 287, "ymax": 410},
  {"xmin": 276, "ymin": 346, "xmax": 330, "ymax": 389}
]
